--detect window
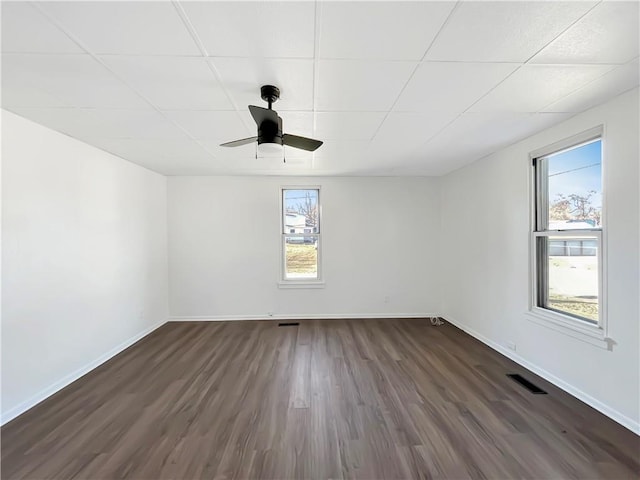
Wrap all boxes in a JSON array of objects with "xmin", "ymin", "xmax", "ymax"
[
  {"xmin": 280, "ymin": 187, "xmax": 322, "ymax": 285},
  {"xmin": 531, "ymin": 127, "xmax": 604, "ymax": 334}
]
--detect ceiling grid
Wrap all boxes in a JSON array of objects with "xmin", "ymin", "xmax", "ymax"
[{"xmin": 2, "ymin": 0, "xmax": 637, "ymax": 176}]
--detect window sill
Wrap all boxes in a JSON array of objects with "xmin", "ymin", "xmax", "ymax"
[
  {"xmin": 278, "ymin": 281, "xmax": 325, "ymax": 289},
  {"xmin": 525, "ymin": 308, "xmax": 613, "ymax": 349}
]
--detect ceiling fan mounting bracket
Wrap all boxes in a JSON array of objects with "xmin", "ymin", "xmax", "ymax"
[{"xmin": 260, "ymin": 85, "xmax": 280, "ymax": 109}]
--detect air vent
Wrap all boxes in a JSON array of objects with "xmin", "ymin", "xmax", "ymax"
[
  {"xmin": 278, "ymin": 322, "xmax": 299, "ymax": 327},
  {"xmin": 507, "ymin": 373, "xmax": 547, "ymax": 394}
]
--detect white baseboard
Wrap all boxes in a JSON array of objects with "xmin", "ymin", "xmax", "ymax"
[
  {"xmin": 1, "ymin": 319, "xmax": 167, "ymax": 426},
  {"xmin": 443, "ymin": 314, "xmax": 640, "ymax": 436},
  {"xmin": 169, "ymin": 313, "xmax": 437, "ymax": 322}
]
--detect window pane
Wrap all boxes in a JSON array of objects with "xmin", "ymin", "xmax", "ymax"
[
  {"xmin": 543, "ymin": 235, "xmax": 599, "ymax": 323},
  {"xmin": 545, "ymin": 139, "xmax": 602, "ymax": 230},
  {"xmin": 283, "ymin": 189, "xmax": 319, "ymax": 234},
  {"xmin": 285, "ymin": 237, "xmax": 318, "ymax": 279}
]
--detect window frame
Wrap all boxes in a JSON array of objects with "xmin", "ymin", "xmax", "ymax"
[
  {"xmin": 278, "ymin": 186, "xmax": 324, "ymax": 288},
  {"xmin": 528, "ymin": 126, "xmax": 608, "ymax": 344}
]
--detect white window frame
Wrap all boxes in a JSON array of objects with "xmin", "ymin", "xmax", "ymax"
[
  {"xmin": 278, "ymin": 186, "xmax": 324, "ymax": 288},
  {"xmin": 527, "ymin": 126, "xmax": 610, "ymax": 346}
]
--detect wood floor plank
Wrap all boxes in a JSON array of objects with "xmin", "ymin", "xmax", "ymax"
[{"xmin": 2, "ymin": 319, "xmax": 639, "ymax": 479}]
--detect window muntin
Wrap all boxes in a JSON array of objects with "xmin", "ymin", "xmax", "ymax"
[
  {"xmin": 533, "ymin": 137, "xmax": 602, "ymax": 326},
  {"xmin": 281, "ymin": 188, "xmax": 320, "ymax": 281}
]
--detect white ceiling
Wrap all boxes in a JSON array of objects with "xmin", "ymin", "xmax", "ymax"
[{"xmin": 2, "ymin": 1, "xmax": 638, "ymax": 176}]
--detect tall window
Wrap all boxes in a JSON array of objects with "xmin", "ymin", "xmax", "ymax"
[
  {"xmin": 281, "ymin": 187, "xmax": 321, "ymax": 283},
  {"xmin": 532, "ymin": 129, "xmax": 603, "ymax": 328}
]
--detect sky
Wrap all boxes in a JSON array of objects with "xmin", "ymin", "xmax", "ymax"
[
  {"xmin": 284, "ymin": 189, "xmax": 318, "ymax": 211},
  {"xmin": 547, "ymin": 139, "xmax": 602, "ymax": 210}
]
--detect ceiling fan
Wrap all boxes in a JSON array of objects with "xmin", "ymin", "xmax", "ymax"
[{"xmin": 220, "ymin": 85, "xmax": 323, "ymax": 155}]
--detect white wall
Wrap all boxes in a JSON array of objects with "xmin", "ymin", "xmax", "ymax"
[
  {"xmin": 2, "ymin": 111, "xmax": 169, "ymax": 423},
  {"xmin": 3, "ymin": 88, "xmax": 637, "ymax": 434},
  {"xmin": 168, "ymin": 176, "xmax": 441, "ymax": 319},
  {"xmin": 440, "ymin": 88, "xmax": 640, "ymax": 433}
]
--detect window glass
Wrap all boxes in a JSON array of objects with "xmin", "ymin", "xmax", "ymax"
[
  {"xmin": 282, "ymin": 188, "xmax": 320, "ymax": 281},
  {"xmin": 283, "ymin": 189, "xmax": 319, "ymax": 234},
  {"xmin": 540, "ymin": 235, "xmax": 599, "ymax": 323},
  {"xmin": 285, "ymin": 237, "xmax": 318, "ymax": 279},
  {"xmin": 546, "ymin": 140, "xmax": 602, "ymax": 230}
]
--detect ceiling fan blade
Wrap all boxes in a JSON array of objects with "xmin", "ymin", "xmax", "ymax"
[
  {"xmin": 248, "ymin": 105, "xmax": 278, "ymax": 125},
  {"xmin": 220, "ymin": 136, "xmax": 258, "ymax": 147},
  {"xmin": 282, "ymin": 134, "xmax": 323, "ymax": 152}
]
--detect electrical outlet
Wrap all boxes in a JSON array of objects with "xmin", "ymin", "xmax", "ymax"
[{"xmin": 507, "ymin": 341, "xmax": 516, "ymax": 351}]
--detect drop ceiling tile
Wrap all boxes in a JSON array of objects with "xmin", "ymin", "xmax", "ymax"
[
  {"xmin": 373, "ymin": 112, "xmax": 459, "ymax": 148},
  {"xmin": 365, "ymin": 141, "xmax": 427, "ymax": 167},
  {"xmin": 83, "ymin": 109, "xmax": 189, "ymax": 139},
  {"xmin": 469, "ymin": 65, "xmax": 616, "ymax": 113},
  {"xmin": 2, "ymin": 54, "xmax": 148, "ymax": 109},
  {"xmin": 311, "ymin": 141, "xmax": 372, "ymax": 173},
  {"xmin": 212, "ymin": 58, "xmax": 314, "ymax": 111},
  {"xmin": 87, "ymin": 140, "xmax": 215, "ymax": 176},
  {"xmin": 394, "ymin": 62, "xmax": 519, "ymax": 113},
  {"xmin": 543, "ymin": 60, "xmax": 640, "ymax": 112},
  {"xmin": 1, "ymin": 76, "xmax": 70, "ymax": 108},
  {"xmin": 82, "ymin": 137, "xmax": 158, "ymax": 161},
  {"xmin": 284, "ymin": 147, "xmax": 314, "ymax": 162},
  {"xmin": 317, "ymin": 60, "xmax": 416, "ymax": 111},
  {"xmin": 281, "ymin": 157, "xmax": 315, "ymax": 167},
  {"xmin": 7, "ymin": 107, "xmax": 118, "ymax": 140},
  {"xmin": 415, "ymin": 111, "xmax": 573, "ymax": 175},
  {"xmin": 37, "ymin": 1, "xmax": 200, "ymax": 55},
  {"xmin": 99, "ymin": 56, "xmax": 232, "ymax": 110},
  {"xmin": 314, "ymin": 112, "xmax": 386, "ymax": 140},
  {"xmin": 1, "ymin": 2, "xmax": 83, "ymax": 53},
  {"xmin": 313, "ymin": 140, "xmax": 370, "ymax": 160},
  {"xmin": 360, "ymin": 150, "xmax": 431, "ymax": 175},
  {"xmin": 182, "ymin": 1, "xmax": 315, "ymax": 58},
  {"xmin": 531, "ymin": 2, "xmax": 639, "ymax": 65},
  {"xmin": 85, "ymin": 137, "xmax": 213, "ymax": 172},
  {"xmin": 425, "ymin": 1, "xmax": 598, "ymax": 62},
  {"xmin": 183, "ymin": 150, "xmax": 314, "ymax": 176},
  {"xmin": 143, "ymin": 138, "xmax": 212, "ymax": 161},
  {"xmin": 319, "ymin": 2, "xmax": 455, "ymax": 60},
  {"xmin": 163, "ymin": 110, "xmax": 249, "ymax": 140},
  {"xmin": 367, "ymin": 120, "xmax": 456, "ymax": 166},
  {"xmin": 199, "ymin": 140, "xmax": 259, "ymax": 160}
]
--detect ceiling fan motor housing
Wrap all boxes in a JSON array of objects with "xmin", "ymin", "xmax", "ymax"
[{"xmin": 258, "ymin": 116, "xmax": 283, "ymax": 146}]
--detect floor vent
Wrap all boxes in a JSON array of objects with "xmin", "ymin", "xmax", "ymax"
[
  {"xmin": 278, "ymin": 322, "xmax": 300, "ymax": 327},
  {"xmin": 507, "ymin": 374, "xmax": 547, "ymax": 394}
]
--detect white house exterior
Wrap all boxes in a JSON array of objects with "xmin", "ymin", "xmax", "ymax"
[{"xmin": 284, "ymin": 212, "xmax": 306, "ymax": 233}]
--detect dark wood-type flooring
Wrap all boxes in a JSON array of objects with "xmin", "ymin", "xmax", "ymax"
[{"xmin": 2, "ymin": 319, "xmax": 639, "ymax": 479}]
